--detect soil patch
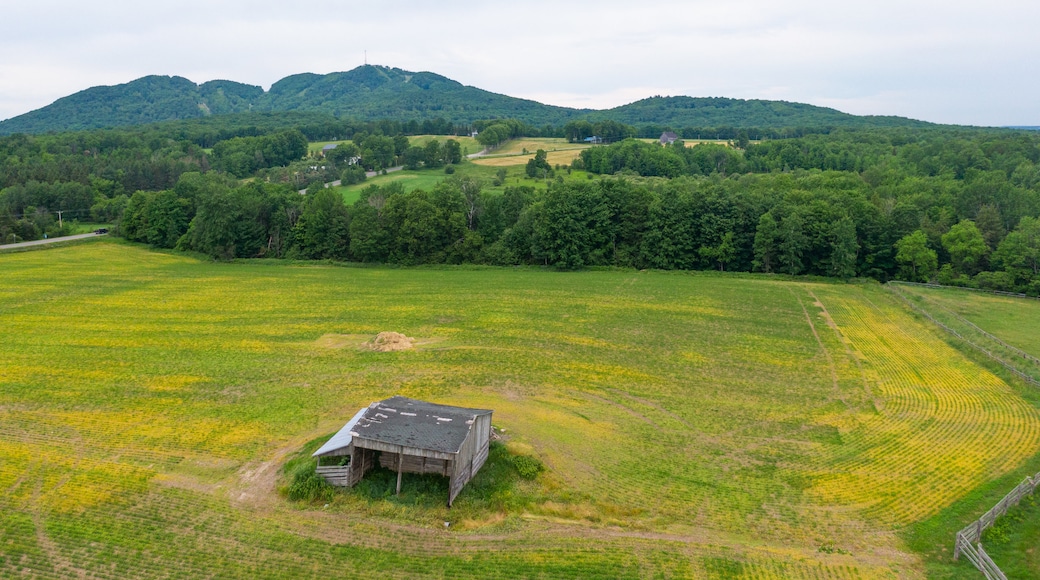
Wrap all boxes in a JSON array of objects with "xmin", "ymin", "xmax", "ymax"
[{"xmin": 368, "ymin": 331, "xmax": 414, "ymax": 352}]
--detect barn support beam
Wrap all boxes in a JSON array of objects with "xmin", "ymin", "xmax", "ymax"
[{"xmin": 396, "ymin": 448, "xmax": 404, "ymax": 495}]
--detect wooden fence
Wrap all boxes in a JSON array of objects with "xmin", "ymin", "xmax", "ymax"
[
  {"xmin": 883, "ymin": 281, "xmax": 1040, "ymax": 577},
  {"xmin": 953, "ymin": 472, "xmax": 1040, "ymax": 579},
  {"xmin": 890, "ymin": 282, "xmax": 1040, "ymax": 368},
  {"xmin": 885, "ymin": 284, "xmax": 1040, "ymax": 388}
]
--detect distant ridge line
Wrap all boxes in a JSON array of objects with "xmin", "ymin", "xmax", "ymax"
[{"xmin": 0, "ymin": 64, "xmax": 935, "ymax": 135}]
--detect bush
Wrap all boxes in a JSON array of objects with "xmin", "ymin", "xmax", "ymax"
[
  {"xmin": 510, "ymin": 455, "xmax": 544, "ymax": 480},
  {"xmin": 287, "ymin": 469, "xmax": 335, "ymax": 502},
  {"xmin": 444, "ymin": 165, "xmax": 456, "ymax": 174},
  {"xmin": 284, "ymin": 455, "xmax": 335, "ymax": 503}
]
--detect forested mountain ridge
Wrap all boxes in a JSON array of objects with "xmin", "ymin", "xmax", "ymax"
[
  {"xmin": 598, "ymin": 96, "xmax": 933, "ymax": 129},
  {"xmin": 0, "ymin": 76, "xmax": 264, "ymax": 134},
  {"xmin": 0, "ymin": 65, "xmax": 933, "ymax": 135}
]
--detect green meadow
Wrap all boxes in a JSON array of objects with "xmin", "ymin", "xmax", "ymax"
[
  {"xmin": 892, "ymin": 283, "xmax": 1040, "ymax": 578},
  {"xmin": 2, "ymin": 241, "xmax": 1039, "ymax": 578}
]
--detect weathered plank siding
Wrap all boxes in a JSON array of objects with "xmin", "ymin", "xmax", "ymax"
[{"xmin": 448, "ymin": 413, "xmax": 492, "ymax": 506}]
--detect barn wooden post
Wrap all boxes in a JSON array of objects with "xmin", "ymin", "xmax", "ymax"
[{"xmin": 396, "ymin": 446, "xmax": 404, "ymax": 495}]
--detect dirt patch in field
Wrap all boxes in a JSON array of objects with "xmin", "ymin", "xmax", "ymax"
[
  {"xmin": 316, "ymin": 332, "xmax": 448, "ymax": 352},
  {"xmin": 314, "ymin": 333, "xmax": 371, "ymax": 349},
  {"xmin": 367, "ymin": 331, "xmax": 414, "ymax": 351}
]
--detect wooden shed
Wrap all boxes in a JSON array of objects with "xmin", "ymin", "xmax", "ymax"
[{"xmin": 312, "ymin": 396, "xmax": 493, "ymax": 507}]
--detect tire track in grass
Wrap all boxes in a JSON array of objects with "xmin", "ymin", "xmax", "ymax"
[
  {"xmin": 32, "ymin": 477, "xmax": 89, "ymax": 580},
  {"xmin": 790, "ymin": 286, "xmax": 849, "ymax": 412}
]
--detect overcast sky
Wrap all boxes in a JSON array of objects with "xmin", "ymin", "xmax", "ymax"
[{"xmin": 0, "ymin": 0, "xmax": 1036, "ymax": 126}]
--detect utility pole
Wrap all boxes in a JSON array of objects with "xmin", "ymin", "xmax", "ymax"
[{"xmin": 55, "ymin": 210, "xmax": 63, "ymax": 229}]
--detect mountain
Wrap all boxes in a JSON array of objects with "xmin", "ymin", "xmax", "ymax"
[
  {"xmin": 255, "ymin": 66, "xmax": 583, "ymax": 125},
  {"xmin": 0, "ymin": 65, "xmax": 932, "ymax": 135},
  {"xmin": 0, "ymin": 76, "xmax": 263, "ymax": 134},
  {"xmin": 595, "ymin": 96, "xmax": 927, "ymax": 129}
]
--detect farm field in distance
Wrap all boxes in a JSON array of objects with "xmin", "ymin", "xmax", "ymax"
[
  {"xmin": 472, "ymin": 137, "xmax": 589, "ymax": 167},
  {"xmin": 2, "ymin": 242, "xmax": 1040, "ymax": 578}
]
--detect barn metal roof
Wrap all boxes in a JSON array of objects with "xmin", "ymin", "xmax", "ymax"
[
  {"xmin": 312, "ymin": 407, "xmax": 369, "ymax": 457},
  {"xmin": 320, "ymin": 396, "xmax": 492, "ymax": 456}
]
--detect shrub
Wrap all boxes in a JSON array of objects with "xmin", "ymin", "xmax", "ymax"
[
  {"xmin": 283, "ymin": 453, "xmax": 335, "ymax": 503},
  {"xmin": 510, "ymin": 455, "xmax": 544, "ymax": 480}
]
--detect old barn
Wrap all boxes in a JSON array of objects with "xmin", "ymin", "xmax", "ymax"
[{"xmin": 312, "ymin": 396, "xmax": 493, "ymax": 506}]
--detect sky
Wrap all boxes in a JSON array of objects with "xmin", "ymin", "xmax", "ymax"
[{"xmin": 0, "ymin": 0, "xmax": 1037, "ymax": 126}]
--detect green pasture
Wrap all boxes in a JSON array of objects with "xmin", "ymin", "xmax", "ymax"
[
  {"xmin": 894, "ymin": 285, "xmax": 1040, "ymax": 359},
  {"xmin": 892, "ymin": 283, "xmax": 1040, "ymax": 577},
  {"xmin": 1, "ymin": 242, "xmax": 1039, "ymax": 577},
  {"xmin": 407, "ymin": 134, "xmax": 481, "ymax": 156},
  {"xmin": 332, "ymin": 161, "xmax": 574, "ymax": 203}
]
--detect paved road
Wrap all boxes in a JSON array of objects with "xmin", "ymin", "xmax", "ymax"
[{"xmin": 0, "ymin": 232, "xmax": 106, "ymax": 251}]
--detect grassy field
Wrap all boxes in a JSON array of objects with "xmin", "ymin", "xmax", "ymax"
[
  {"xmin": 331, "ymin": 161, "xmax": 571, "ymax": 203},
  {"xmin": 893, "ymin": 285, "xmax": 1040, "ymax": 359},
  {"xmin": 890, "ymin": 283, "xmax": 1040, "ymax": 577},
  {"xmin": 2, "ymin": 243, "xmax": 1039, "ymax": 578},
  {"xmin": 408, "ymin": 134, "xmax": 482, "ymax": 156},
  {"xmin": 472, "ymin": 149, "xmax": 585, "ymax": 168}
]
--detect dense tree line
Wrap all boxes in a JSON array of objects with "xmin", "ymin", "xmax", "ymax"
[
  {"xmin": 7, "ymin": 117, "xmax": 1040, "ymax": 295},
  {"xmin": 100, "ymin": 158, "xmax": 1040, "ymax": 295},
  {"xmin": 563, "ymin": 120, "xmax": 636, "ymax": 143},
  {"xmin": 210, "ymin": 130, "xmax": 308, "ymax": 178}
]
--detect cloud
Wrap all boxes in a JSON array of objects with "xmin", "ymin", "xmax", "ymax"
[{"xmin": 1, "ymin": 0, "xmax": 1038, "ymax": 125}]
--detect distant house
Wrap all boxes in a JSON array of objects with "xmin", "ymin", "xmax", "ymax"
[
  {"xmin": 659, "ymin": 132, "xmax": 679, "ymax": 145},
  {"xmin": 312, "ymin": 396, "xmax": 493, "ymax": 507},
  {"xmin": 583, "ymin": 136, "xmax": 603, "ymax": 144},
  {"xmin": 320, "ymin": 143, "xmax": 338, "ymax": 156}
]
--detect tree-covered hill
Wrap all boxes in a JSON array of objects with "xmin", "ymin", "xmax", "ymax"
[
  {"xmin": 595, "ymin": 96, "xmax": 933, "ymax": 129},
  {"xmin": 0, "ymin": 65, "xmax": 935, "ymax": 135},
  {"xmin": 255, "ymin": 66, "xmax": 583, "ymax": 125},
  {"xmin": 0, "ymin": 76, "xmax": 263, "ymax": 134}
]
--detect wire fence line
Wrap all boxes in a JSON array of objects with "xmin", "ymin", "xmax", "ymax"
[
  {"xmin": 885, "ymin": 284, "xmax": 1040, "ymax": 388},
  {"xmin": 889, "ymin": 280, "xmax": 1040, "ymax": 301},
  {"xmin": 890, "ymin": 282, "xmax": 1040, "ymax": 368}
]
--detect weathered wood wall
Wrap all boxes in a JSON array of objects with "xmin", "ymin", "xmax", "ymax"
[
  {"xmin": 378, "ymin": 451, "xmax": 453, "ymax": 476},
  {"xmin": 448, "ymin": 413, "xmax": 492, "ymax": 506}
]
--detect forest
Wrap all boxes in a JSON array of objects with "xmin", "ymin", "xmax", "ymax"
[{"xmin": 2, "ymin": 115, "xmax": 1039, "ymax": 294}]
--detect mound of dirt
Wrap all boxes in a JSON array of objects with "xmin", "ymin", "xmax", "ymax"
[{"xmin": 368, "ymin": 331, "xmax": 414, "ymax": 352}]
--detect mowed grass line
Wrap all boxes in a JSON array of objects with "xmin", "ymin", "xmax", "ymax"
[
  {"xmin": 806, "ymin": 286, "xmax": 1040, "ymax": 524},
  {"xmin": 1, "ymin": 243, "xmax": 1038, "ymax": 577},
  {"xmin": 882, "ymin": 284, "xmax": 1040, "ymax": 578}
]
